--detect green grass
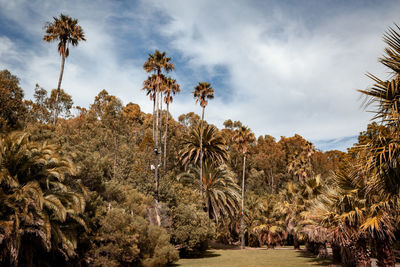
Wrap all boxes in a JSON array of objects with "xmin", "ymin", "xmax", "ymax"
[{"xmin": 174, "ymin": 248, "xmax": 335, "ymax": 267}]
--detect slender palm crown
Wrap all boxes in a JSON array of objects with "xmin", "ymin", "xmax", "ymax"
[
  {"xmin": 143, "ymin": 74, "xmax": 163, "ymax": 101},
  {"xmin": 233, "ymin": 126, "xmax": 256, "ymax": 154},
  {"xmin": 164, "ymin": 77, "xmax": 181, "ymax": 104},
  {"xmin": 43, "ymin": 14, "xmax": 86, "ymax": 58},
  {"xmin": 143, "ymin": 50, "xmax": 175, "ymax": 74},
  {"xmin": 192, "ymin": 82, "xmax": 214, "ymax": 107}
]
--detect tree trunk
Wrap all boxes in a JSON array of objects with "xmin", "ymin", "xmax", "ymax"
[
  {"xmin": 355, "ymin": 238, "xmax": 371, "ymax": 267},
  {"xmin": 199, "ymin": 106, "xmax": 205, "ymax": 195},
  {"xmin": 152, "ymin": 96, "xmax": 156, "ymax": 141},
  {"xmin": 317, "ymin": 242, "xmax": 328, "ymax": 259},
  {"xmin": 53, "ymin": 53, "xmax": 65, "ymax": 125},
  {"xmin": 241, "ymin": 154, "xmax": 246, "ymax": 249},
  {"xmin": 159, "ymin": 91, "xmax": 163, "ymax": 170},
  {"xmin": 376, "ymin": 238, "xmax": 395, "ymax": 267},
  {"xmin": 331, "ymin": 242, "xmax": 341, "ymax": 262},
  {"xmin": 154, "ymin": 78, "xmax": 160, "ymax": 202},
  {"xmin": 294, "ymin": 236, "xmax": 300, "ymax": 250},
  {"xmin": 163, "ymin": 102, "xmax": 169, "ymax": 171}
]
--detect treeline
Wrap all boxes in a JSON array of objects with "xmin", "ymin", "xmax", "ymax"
[
  {"xmin": 2, "ymin": 13, "xmax": 400, "ymax": 267},
  {"xmin": 0, "ymin": 65, "xmax": 342, "ymax": 266}
]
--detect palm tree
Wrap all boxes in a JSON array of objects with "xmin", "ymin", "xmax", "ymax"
[
  {"xmin": 179, "ymin": 123, "xmax": 228, "ymax": 168},
  {"xmin": 357, "ymin": 24, "xmax": 400, "ymax": 267},
  {"xmin": 192, "ymin": 82, "xmax": 214, "ymax": 195},
  {"xmin": 142, "ymin": 74, "xmax": 162, "ymax": 141},
  {"xmin": 163, "ymin": 77, "xmax": 180, "ymax": 169},
  {"xmin": 0, "ymin": 132, "xmax": 86, "ymax": 266},
  {"xmin": 177, "ymin": 162, "xmax": 240, "ymax": 222},
  {"xmin": 43, "ymin": 14, "xmax": 86, "ymax": 125},
  {"xmin": 143, "ymin": 50, "xmax": 175, "ymax": 201},
  {"xmin": 233, "ymin": 126, "xmax": 255, "ymax": 249}
]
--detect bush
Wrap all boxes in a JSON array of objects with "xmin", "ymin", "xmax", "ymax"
[
  {"xmin": 171, "ymin": 203, "xmax": 215, "ymax": 256},
  {"xmin": 87, "ymin": 184, "xmax": 178, "ymax": 266}
]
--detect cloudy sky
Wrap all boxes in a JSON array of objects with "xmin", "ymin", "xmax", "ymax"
[{"xmin": 0, "ymin": 0, "xmax": 398, "ymax": 151}]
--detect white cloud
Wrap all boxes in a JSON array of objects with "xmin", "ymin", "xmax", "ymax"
[
  {"xmin": 0, "ymin": 0, "xmax": 399, "ymax": 150},
  {"xmin": 145, "ymin": 0, "xmax": 398, "ymax": 143}
]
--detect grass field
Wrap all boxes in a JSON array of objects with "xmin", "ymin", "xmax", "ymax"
[{"xmin": 174, "ymin": 248, "xmax": 335, "ymax": 267}]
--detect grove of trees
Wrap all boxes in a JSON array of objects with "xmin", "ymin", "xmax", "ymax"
[{"xmin": 1, "ymin": 13, "xmax": 400, "ymax": 267}]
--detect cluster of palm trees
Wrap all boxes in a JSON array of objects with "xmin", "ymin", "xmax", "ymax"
[
  {"xmin": 142, "ymin": 50, "xmax": 178, "ymax": 201},
  {"xmin": 287, "ymin": 24, "xmax": 400, "ymax": 266},
  {"xmin": 0, "ymin": 132, "xmax": 86, "ymax": 266}
]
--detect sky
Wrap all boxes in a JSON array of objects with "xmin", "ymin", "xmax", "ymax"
[{"xmin": 0, "ymin": 0, "xmax": 399, "ymax": 151}]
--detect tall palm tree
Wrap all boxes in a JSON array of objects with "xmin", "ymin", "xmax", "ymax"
[
  {"xmin": 0, "ymin": 132, "xmax": 86, "ymax": 266},
  {"xmin": 233, "ymin": 126, "xmax": 255, "ymax": 249},
  {"xmin": 163, "ymin": 77, "xmax": 180, "ymax": 169},
  {"xmin": 142, "ymin": 74, "xmax": 162, "ymax": 141},
  {"xmin": 43, "ymin": 14, "xmax": 86, "ymax": 125},
  {"xmin": 143, "ymin": 50, "xmax": 174, "ymax": 201},
  {"xmin": 178, "ymin": 123, "xmax": 228, "ymax": 168},
  {"xmin": 177, "ymin": 162, "xmax": 240, "ymax": 222},
  {"xmin": 192, "ymin": 82, "xmax": 214, "ymax": 195}
]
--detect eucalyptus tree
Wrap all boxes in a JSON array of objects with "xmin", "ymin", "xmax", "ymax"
[
  {"xmin": 143, "ymin": 50, "xmax": 174, "ymax": 200},
  {"xmin": 43, "ymin": 14, "xmax": 86, "ymax": 125},
  {"xmin": 233, "ymin": 126, "xmax": 255, "ymax": 249},
  {"xmin": 192, "ymin": 82, "xmax": 214, "ymax": 194},
  {"xmin": 0, "ymin": 70, "xmax": 25, "ymax": 132},
  {"xmin": 163, "ymin": 77, "xmax": 180, "ymax": 169}
]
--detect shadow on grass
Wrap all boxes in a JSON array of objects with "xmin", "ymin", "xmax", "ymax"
[
  {"xmin": 180, "ymin": 250, "xmax": 221, "ymax": 259},
  {"xmin": 169, "ymin": 250, "xmax": 221, "ymax": 267},
  {"xmin": 295, "ymin": 250, "xmax": 335, "ymax": 266}
]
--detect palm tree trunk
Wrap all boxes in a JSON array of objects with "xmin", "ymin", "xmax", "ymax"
[
  {"xmin": 154, "ymin": 83, "xmax": 160, "ymax": 202},
  {"xmin": 163, "ymin": 102, "xmax": 169, "ymax": 170},
  {"xmin": 152, "ymin": 96, "xmax": 156, "ymax": 141},
  {"xmin": 331, "ymin": 242, "xmax": 341, "ymax": 262},
  {"xmin": 199, "ymin": 106, "xmax": 205, "ymax": 196},
  {"xmin": 53, "ymin": 53, "xmax": 65, "ymax": 125},
  {"xmin": 376, "ymin": 238, "xmax": 395, "ymax": 267},
  {"xmin": 159, "ymin": 91, "xmax": 163, "ymax": 169},
  {"xmin": 355, "ymin": 238, "xmax": 371, "ymax": 267},
  {"xmin": 241, "ymin": 154, "xmax": 246, "ymax": 249},
  {"xmin": 293, "ymin": 236, "xmax": 300, "ymax": 250}
]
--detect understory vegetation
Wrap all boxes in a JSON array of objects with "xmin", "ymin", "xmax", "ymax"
[{"xmin": 1, "ymin": 14, "xmax": 400, "ymax": 267}]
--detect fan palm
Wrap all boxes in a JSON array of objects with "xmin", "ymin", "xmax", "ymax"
[
  {"xmin": 276, "ymin": 174, "xmax": 323, "ymax": 251},
  {"xmin": 143, "ymin": 50, "xmax": 174, "ymax": 201},
  {"xmin": 0, "ymin": 132, "xmax": 86, "ymax": 266},
  {"xmin": 192, "ymin": 82, "xmax": 214, "ymax": 195},
  {"xmin": 177, "ymin": 162, "xmax": 240, "ymax": 222},
  {"xmin": 163, "ymin": 77, "xmax": 180, "ymax": 169},
  {"xmin": 233, "ymin": 126, "xmax": 255, "ymax": 249},
  {"xmin": 179, "ymin": 124, "xmax": 228, "ymax": 168},
  {"xmin": 306, "ymin": 162, "xmax": 372, "ymax": 266},
  {"xmin": 142, "ymin": 74, "xmax": 160, "ymax": 141},
  {"xmin": 43, "ymin": 14, "xmax": 86, "ymax": 125},
  {"xmin": 246, "ymin": 193, "xmax": 286, "ymax": 248},
  {"xmin": 357, "ymin": 24, "xmax": 400, "ymax": 267}
]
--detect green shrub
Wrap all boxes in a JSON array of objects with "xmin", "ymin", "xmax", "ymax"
[
  {"xmin": 87, "ymin": 184, "xmax": 178, "ymax": 266},
  {"xmin": 171, "ymin": 203, "xmax": 215, "ymax": 256}
]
